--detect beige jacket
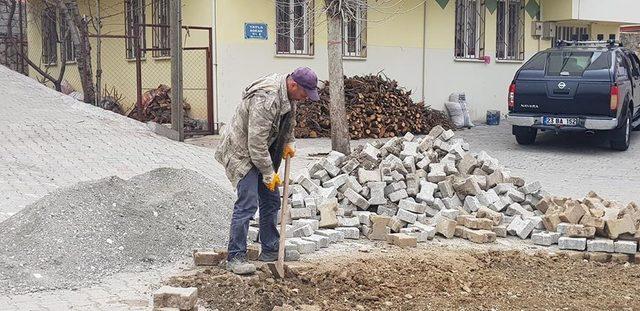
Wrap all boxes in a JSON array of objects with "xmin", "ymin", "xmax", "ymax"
[{"xmin": 214, "ymin": 74, "xmax": 295, "ymax": 187}]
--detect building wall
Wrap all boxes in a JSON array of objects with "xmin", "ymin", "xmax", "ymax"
[
  {"xmin": 214, "ymin": 0, "xmax": 426, "ymax": 125},
  {"xmin": 26, "ymin": 0, "xmax": 213, "ymax": 119},
  {"xmin": 423, "ymin": 1, "xmax": 552, "ymax": 121}
]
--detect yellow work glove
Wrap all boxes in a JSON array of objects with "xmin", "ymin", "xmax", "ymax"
[
  {"xmin": 283, "ymin": 144, "xmax": 296, "ymax": 159},
  {"xmin": 263, "ymin": 172, "xmax": 281, "ymax": 192}
]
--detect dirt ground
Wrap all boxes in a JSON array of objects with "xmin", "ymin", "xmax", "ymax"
[{"xmin": 169, "ymin": 247, "xmax": 640, "ymax": 311}]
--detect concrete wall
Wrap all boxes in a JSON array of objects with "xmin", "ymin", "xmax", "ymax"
[
  {"xmin": 541, "ymin": 0, "xmax": 640, "ymax": 24},
  {"xmin": 214, "ymin": 0, "xmax": 426, "ymax": 125},
  {"xmin": 423, "ymin": 1, "xmax": 552, "ymax": 121}
]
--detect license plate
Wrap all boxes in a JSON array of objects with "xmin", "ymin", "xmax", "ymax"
[{"xmin": 543, "ymin": 117, "xmax": 578, "ymax": 126}]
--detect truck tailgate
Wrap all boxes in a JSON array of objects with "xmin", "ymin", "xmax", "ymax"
[{"xmin": 515, "ymin": 79, "xmax": 612, "ymax": 116}]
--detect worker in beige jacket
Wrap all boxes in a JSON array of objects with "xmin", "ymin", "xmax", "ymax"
[{"xmin": 214, "ymin": 67, "xmax": 320, "ymax": 275}]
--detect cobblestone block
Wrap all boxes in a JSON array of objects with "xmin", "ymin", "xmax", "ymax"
[
  {"xmin": 417, "ymin": 180, "xmax": 438, "ymax": 204},
  {"xmin": 153, "ymin": 286, "xmax": 198, "ymax": 310},
  {"xmin": 193, "ymin": 251, "xmax": 226, "ymax": 266},
  {"xmin": 427, "ymin": 170, "xmax": 447, "ymax": 183},
  {"xmin": 606, "ymin": 215, "xmax": 637, "ymax": 239},
  {"xmin": 579, "ymin": 214, "xmax": 605, "ymax": 231},
  {"xmin": 461, "ymin": 196, "xmax": 480, "ymax": 213},
  {"xmin": 435, "ymin": 218, "xmax": 457, "ymax": 238},
  {"xmin": 385, "ymin": 181, "xmax": 407, "ymax": 196},
  {"xmin": 289, "ymin": 238, "xmax": 317, "ymax": 253},
  {"xmin": 352, "ymin": 211, "xmax": 374, "ymax": 226},
  {"xmin": 292, "ymin": 224, "xmax": 314, "ymax": 237},
  {"xmin": 492, "ymin": 225, "xmax": 508, "ymax": 238},
  {"xmin": 315, "ymin": 229, "xmax": 343, "ymax": 243},
  {"xmin": 318, "ymin": 198, "xmax": 339, "ymax": 228},
  {"xmin": 377, "ymin": 205, "xmax": 397, "ymax": 217},
  {"xmin": 587, "ymin": 239, "xmax": 615, "ymax": 253},
  {"xmin": 303, "ymin": 234, "xmax": 330, "ymax": 249},
  {"xmin": 476, "ymin": 206, "xmax": 503, "ymax": 225},
  {"xmin": 507, "ymin": 216, "xmax": 535, "ymax": 239},
  {"xmin": 559, "ymin": 201, "xmax": 586, "ymax": 224},
  {"xmin": 358, "ymin": 168, "xmax": 381, "ymax": 184},
  {"xmin": 367, "ymin": 181, "xmax": 387, "ymax": 205},
  {"xmin": 326, "ymin": 150, "xmax": 346, "ymax": 167},
  {"xmin": 558, "ymin": 237, "xmax": 587, "ymax": 251},
  {"xmin": 507, "ymin": 189, "xmax": 526, "ymax": 203},
  {"xmin": 438, "ymin": 180, "xmax": 455, "ymax": 198},
  {"xmin": 518, "ymin": 181, "xmax": 542, "ymax": 195},
  {"xmin": 563, "ymin": 224, "xmax": 596, "ymax": 238},
  {"xmin": 542, "ymin": 213, "xmax": 562, "ymax": 232},
  {"xmin": 324, "ymin": 174, "xmax": 349, "ymax": 188},
  {"xmin": 338, "ymin": 216, "xmax": 360, "ymax": 227},
  {"xmin": 388, "ymin": 216, "xmax": 408, "ymax": 233},
  {"xmin": 453, "ymin": 177, "xmax": 481, "ymax": 197},
  {"xmin": 614, "ymin": 240, "xmax": 638, "ymax": 254},
  {"xmin": 397, "ymin": 208, "xmax": 418, "ymax": 224},
  {"xmin": 440, "ymin": 208, "xmax": 460, "ymax": 220},
  {"xmin": 465, "ymin": 229, "xmax": 497, "ymax": 244},
  {"xmin": 506, "ymin": 203, "xmax": 535, "ymax": 218},
  {"xmin": 335, "ymin": 227, "xmax": 360, "ymax": 239},
  {"xmin": 369, "ymin": 215, "xmax": 392, "ymax": 240},
  {"xmin": 293, "ymin": 219, "xmax": 319, "ymax": 231},
  {"xmin": 531, "ymin": 232, "xmax": 560, "ymax": 246},
  {"xmin": 442, "ymin": 196, "xmax": 463, "ymax": 210},
  {"xmin": 344, "ymin": 188, "xmax": 370, "ymax": 210},
  {"xmin": 290, "ymin": 208, "xmax": 314, "ymax": 220},
  {"xmin": 341, "ymin": 159, "xmax": 360, "ymax": 175},
  {"xmin": 406, "ymin": 173, "xmax": 419, "ymax": 197},
  {"xmin": 388, "ymin": 189, "xmax": 409, "ymax": 203},
  {"xmin": 463, "ymin": 217, "xmax": 493, "ymax": 230},
  {"xmin": 399, "ymin": 198, "xmax": 427, "ymax": 214},
  {"xmin": 386, "ymin": 233, "xmax": 417, "ymax": 248}
]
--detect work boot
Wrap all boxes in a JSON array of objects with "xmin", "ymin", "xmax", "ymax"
[
  {"xmin": 226, "ymin": 256, "xmax": 256, "ymax": 275},
  {"xmin": 258, "ymin": 250, "xmax": 300, "ymax": 262}
]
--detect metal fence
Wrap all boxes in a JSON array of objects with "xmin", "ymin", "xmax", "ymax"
[{"xmin": 91, "ymin": 24, "xmax": 217, "ymax": 136}]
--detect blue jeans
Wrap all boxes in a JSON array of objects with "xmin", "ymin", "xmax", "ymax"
[{"xmin": 227, "ymin": 166, "xmax": 281, "ymax": 260}]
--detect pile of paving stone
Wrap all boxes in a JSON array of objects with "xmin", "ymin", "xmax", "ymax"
[{"xmin": 248, "ymin": 126, "xmax": 639, "ymax": 260}]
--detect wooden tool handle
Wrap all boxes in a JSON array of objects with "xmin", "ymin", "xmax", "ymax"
[{"xmin": 275, "ymin": 155, "xmax": 291, "ymax": 277}]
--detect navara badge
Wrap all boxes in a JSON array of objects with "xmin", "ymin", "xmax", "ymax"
[{"xmin": 558, "ymin": 82, "xmax": 566, "ymax": 89}]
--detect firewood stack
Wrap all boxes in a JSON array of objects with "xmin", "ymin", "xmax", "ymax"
[
  {"xmin": 295, "ymin": 75, "xmax": 454, "ymax": 139},
  {"xmin": 128, "ymin": 84, "xmax": 204, "ymax": 132}
]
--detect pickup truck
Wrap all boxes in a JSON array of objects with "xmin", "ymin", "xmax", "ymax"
[{"xmin": 507, "ymin": 41, "xmax": 640, "ymax": 150}]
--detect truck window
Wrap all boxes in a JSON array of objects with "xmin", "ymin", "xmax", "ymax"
[
  {"xmin": 616, "ymin": 52, "xmax": 631, "ymax": 80},
  {"xmin": 624, "ymin": 52, "xmax": 640, "ymax": 77},
  {"xmin": 521, "ymin": 52, "xmax": 547, "ymax": 70},
  {"xmin": 546, "ymin": 51, "xmax": 610, "ymax": 77}
]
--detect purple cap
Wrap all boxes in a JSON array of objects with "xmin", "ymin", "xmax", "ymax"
[{"xmin": 291, "ymin": 67, "xmax": 320, "ymax": 101}]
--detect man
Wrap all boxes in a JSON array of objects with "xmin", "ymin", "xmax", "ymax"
[{"xmin": 214, "ymin": 67, "xmax": 320, "ymax": 275}]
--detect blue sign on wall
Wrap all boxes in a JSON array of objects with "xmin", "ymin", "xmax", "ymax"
[{"xmin": 244, "ymin": 23, "xmax": 268, "ymax": 40}]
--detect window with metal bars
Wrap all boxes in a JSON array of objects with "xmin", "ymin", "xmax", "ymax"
[
  {"xmin": 276, "ymin": 0, "xmax": 314, "ymax": 55},
  {"xmin": 496, "ymin": 0, "xmax": 524, "ymax": 60},
  {"xmin": 553, "ymin": 26, "xmax": 590, "ymax": 46},
  {"xmin": 125, "ymin": 0, "xmax": 146, "ymax": 59},
  {"xmin": 342, "ymin": 3, "xmax": 367, "ymax": 58},
  {"xmin": 454, "ymin": 0, "xmax": 485, "ymax": 59},
  {"xmin": 58, "ymin": 14, "xmax": 76, "ymax": 62},
  {"xmin": 152, "ymin": 0, "xmax": 170, "ymax": 57},
  {"xmin": 41, "ymin": 7, "xmax": 57, "ymax": 65}
]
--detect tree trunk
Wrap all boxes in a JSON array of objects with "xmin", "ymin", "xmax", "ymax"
[
  {"xmin": 326, "ymin": 1, "xmax": 351, "ymax": 155},
  {"xmin": 57, "ymin": 0, "xmax": 96, "ymax": 104}
]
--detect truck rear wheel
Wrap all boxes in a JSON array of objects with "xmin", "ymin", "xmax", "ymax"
[
  {"xmin": 610, "ymin": 111, "xmax": 631, "ymax": 151},
  {"xmin": 513, "ymin": 126, "xmax": 537, "ymax": 145}
]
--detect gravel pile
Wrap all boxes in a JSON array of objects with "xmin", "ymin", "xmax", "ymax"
[{"xmin": 0, "ymin": 168, "xmax": 234, "ymax": 294}]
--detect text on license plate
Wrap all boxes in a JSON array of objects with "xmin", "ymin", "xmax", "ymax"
[{"xmin": 543, "ymin": 117, "xmax": 578, "ymax": 126}]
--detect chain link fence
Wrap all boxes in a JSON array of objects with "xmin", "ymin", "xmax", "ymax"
[{"xmin": 91, "ymin": 25, "xmax": 216, "ymax": 136}]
